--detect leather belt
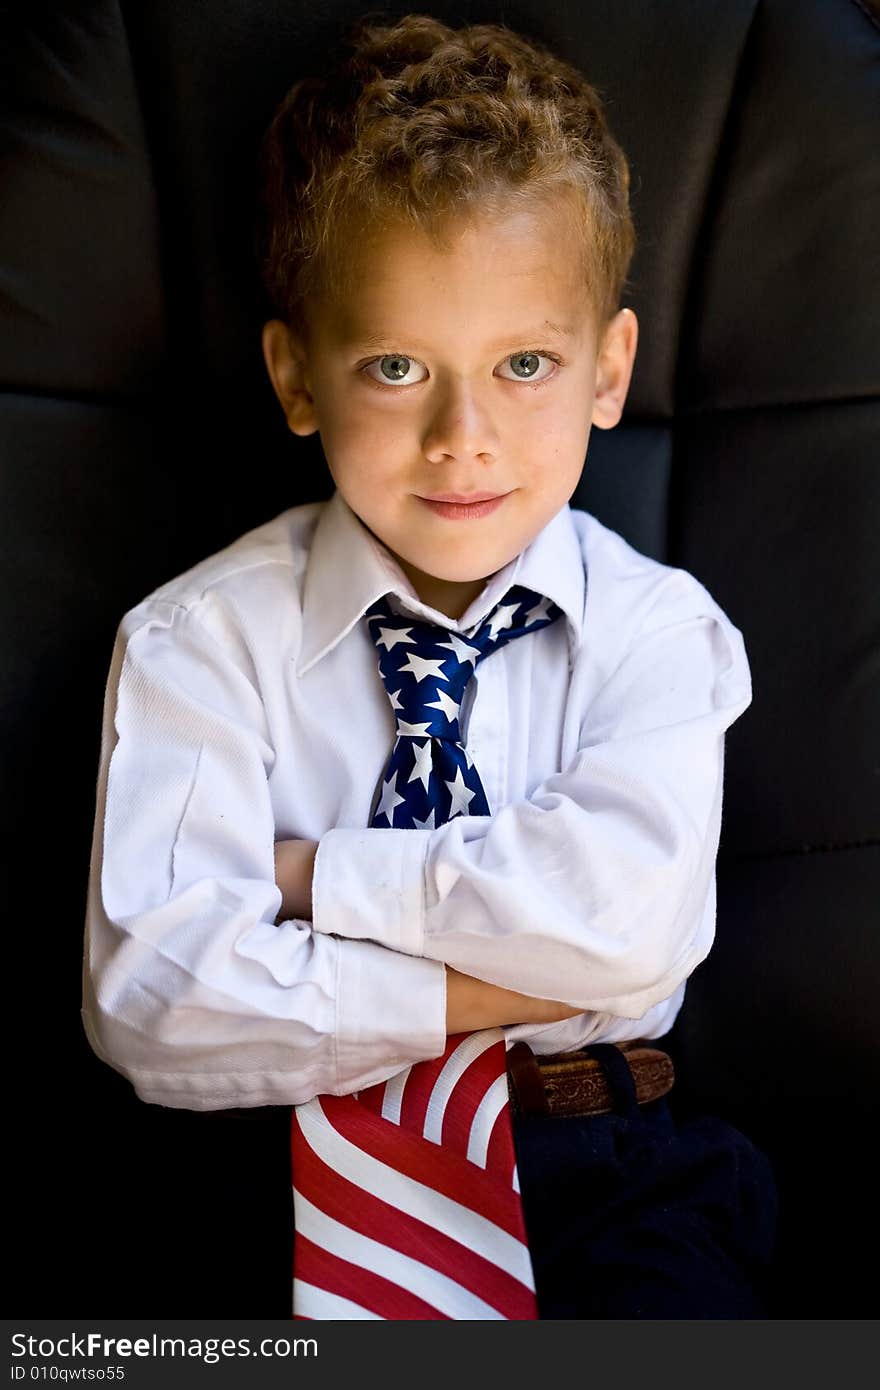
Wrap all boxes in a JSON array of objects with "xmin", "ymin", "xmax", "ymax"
[{"xmin": 507, "ymin": 1039, "xmax": 675, "ymax": 1118}]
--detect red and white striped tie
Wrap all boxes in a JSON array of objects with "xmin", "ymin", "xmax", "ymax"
[{"xmin": 291, "ymin": 1030, "xmax": 538, "ymax": 1319}]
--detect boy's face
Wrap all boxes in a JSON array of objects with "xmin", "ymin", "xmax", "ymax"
[{"xmin": 263, "ymin": 194, "xmax": 638, "ymax": 618}]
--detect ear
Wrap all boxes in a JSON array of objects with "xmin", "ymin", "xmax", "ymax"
[
  {"xmin": 261, "ymin": 319, "xmax": 319, "ymax": 436},
  {"xmin": 591, "ymin": 307, "xmax": 639, "ymax": 430}
]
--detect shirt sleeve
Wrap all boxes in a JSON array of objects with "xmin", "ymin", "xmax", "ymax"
[
  {"xmin": 82, "ymin": 599, "xmax": 446, "ymax": 1111},
  {"xmin": 311, "ymin": 572, "xmax": 752, "ymax": 1020}
]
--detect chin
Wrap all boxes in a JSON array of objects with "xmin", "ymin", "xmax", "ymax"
[{"xmin": 405, "ymin": 553, "xmax": 501, "ymax": 583}]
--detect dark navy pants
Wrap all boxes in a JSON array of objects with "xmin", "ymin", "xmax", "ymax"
[{"xmin": 511, "ymin": 1044, "xmax": 778, "ymax": 1319}]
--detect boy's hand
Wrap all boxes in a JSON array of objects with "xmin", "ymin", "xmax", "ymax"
[
  {"xmin": 274, "ymin": 838, "xmax": 318, "ymax": 921},
  {"xmin": 445, "ymin": 966, "xmax": 582, "ymax": 1034}
]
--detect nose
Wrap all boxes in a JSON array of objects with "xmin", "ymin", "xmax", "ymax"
[{"xmin": 421, "ymin": 377, "xmax": 501, "ymax": 464}]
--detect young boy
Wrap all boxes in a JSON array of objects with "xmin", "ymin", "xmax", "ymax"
[{"xmin": 82, "ymin": 14, "xmax": 776, "ymax": 1318}]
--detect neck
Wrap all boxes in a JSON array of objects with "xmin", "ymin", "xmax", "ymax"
[{"xmin": 395, "ymin": 562, "xmax": 492, "ymax": 622}]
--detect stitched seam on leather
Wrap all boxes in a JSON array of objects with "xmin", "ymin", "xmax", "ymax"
[
  {"xmin": 669, "ymin": 0, "xmax": 763, "ymax": 421},
  {"xmin": 848, "ymin": 0, "xmax": 880, "ymax": 38}
]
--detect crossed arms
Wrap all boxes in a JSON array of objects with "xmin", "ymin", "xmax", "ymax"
[{"xmin": 274, "ymin": 837, "xmax": 582, "ymax": 1032}]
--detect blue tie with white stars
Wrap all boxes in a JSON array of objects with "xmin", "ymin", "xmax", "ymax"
[{"xmin": 365, "ymin": 585, "xmax": 563, "ymax": 830}]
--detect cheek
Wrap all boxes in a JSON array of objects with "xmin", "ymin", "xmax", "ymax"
[
  {"xmin": 520, "ymin": 401, "xmax": 589, "ymax": 469},
  {"xmin": 516, "ymin": 377, "xmax": 589, "ymax": 436},
  {"xmin": 317, "ymin": 395, "xmax": 404, "ymax": 483}
]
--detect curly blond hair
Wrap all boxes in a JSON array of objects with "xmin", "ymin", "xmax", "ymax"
[{"xmin": 255, "ymin": 13, "xmax": 636, "ymax": 331}]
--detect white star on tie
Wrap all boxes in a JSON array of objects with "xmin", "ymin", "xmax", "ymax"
[
  {"xmin": 375, "ymin": 772, "xmax": 406, "ymax": 826},
  {"xmin": 437, "ymin": 633, "xmax": 481, "ymax": 666},
  {"xmin": 407, "ymin": 739, "xmax": 434, "ymax": 792},
  {"xmin": 411, "ymin": 808, "xmax": 436, "ymax": 830},
  {"xmin": 524, "ymin": 596, "xmax": 553, "ymax": 626},
  {"xmin": 487, "ymin": 601, "xmax": 521, "ymax": 639},
  {"xmin": 396, "ymin": 718, "xmax": 433, "ymax": 738},
  {"xmin": 445, "ymin": 765, "xmax": 476, "ymax": 817},
  {"xmin": 375, "ymin": 624, "xmax": 416, "ymax": 652},
  {"xmin": 425, "ymin": 688, "xmax": 460, "ymax": 722},
  {"xmin": 398, "ymin": 652, "xmax": 449, "ymax": 683},
  {"xmin": 388, "ymin": 689, "xmax": 403, "ymax": 712}
]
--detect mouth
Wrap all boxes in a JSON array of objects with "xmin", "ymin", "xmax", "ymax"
[{"xmin": 417, "ymin": 491, "xmax": 512, "ymax": 520}]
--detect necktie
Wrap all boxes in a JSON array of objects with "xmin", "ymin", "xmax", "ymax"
[{"xmin": 291, "ymin": 584, "xmax": 563, "ymax": 1320}]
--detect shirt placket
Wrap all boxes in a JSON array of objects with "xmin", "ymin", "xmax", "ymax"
[{"xmin": 460, "ymin": 650, "xmax": 509, "ymax": 813}]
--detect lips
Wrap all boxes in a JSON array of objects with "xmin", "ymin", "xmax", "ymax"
[
  {"xmin": 417, "ymin": 492, "xmax": 510, "ymax": 520},
  {"xmin": 422, "ymin": 492, "xmax": 507, "ymax": 504}
]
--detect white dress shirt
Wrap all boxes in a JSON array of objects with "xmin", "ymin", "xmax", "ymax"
[{"xmin": 82, "ymin": 489, "xmax": 752, "ymax": 1111}]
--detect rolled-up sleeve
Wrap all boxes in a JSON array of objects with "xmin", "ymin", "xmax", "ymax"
[
  {"xmin": 82, "ymin": 599, "xmax": 446, "ymax": 1111},
  {"xmin": 312, "ymin": 577, "xmax": 751, "ymax": 1020}
]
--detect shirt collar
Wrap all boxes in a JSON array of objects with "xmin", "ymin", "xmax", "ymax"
[{"xmin": 296, "ymin": 489, "xmax": 585, "ymax": 675}]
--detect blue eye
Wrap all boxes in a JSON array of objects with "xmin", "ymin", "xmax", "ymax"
[
  {"xmin": 498, "ymin": 351, "xmax": 557, "ymax": 383},
  {"xmin": 364, "ymin": 355, "xmax": 427, "ymax": 387},
  {"xmin": 380, "ymin": 355, "xmax": 410, "ymax": 380},
  {"xmin": 510, "ymin": 353, "xmax": 540, "ymax": 378}
]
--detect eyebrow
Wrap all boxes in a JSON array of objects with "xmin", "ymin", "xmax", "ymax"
[{"xmin": 350, "ymin": 320, "xmax": 576, "ymax": 352}]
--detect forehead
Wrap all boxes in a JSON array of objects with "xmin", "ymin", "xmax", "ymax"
[{"xmin": 315, "ymin": 197, "xmax": 594, "ymax": 348}]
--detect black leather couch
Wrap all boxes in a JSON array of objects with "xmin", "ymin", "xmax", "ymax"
[{"xmin": 4, "ymin": 0, "xmax": 878, "ymax": 1316}]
